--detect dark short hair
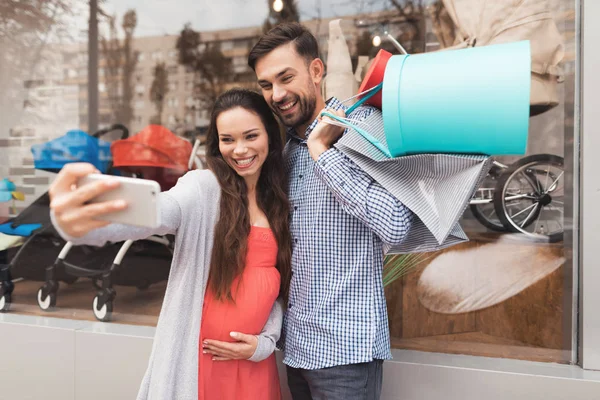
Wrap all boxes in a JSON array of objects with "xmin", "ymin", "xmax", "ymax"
[{"xmin": 248, "ymin": 22, "xmax": 319, "ymax": 70}]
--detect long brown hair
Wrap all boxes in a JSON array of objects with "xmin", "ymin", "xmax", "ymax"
[{"xmin": 206, "ymin": 88, "xmax": 291, "ymax": 304}]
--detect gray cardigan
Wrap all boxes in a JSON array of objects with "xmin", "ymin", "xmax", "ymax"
[{"xmin": 51, "ymin": 169, "xmax": 283, "ymax": 400}]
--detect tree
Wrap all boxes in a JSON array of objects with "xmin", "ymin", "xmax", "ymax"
[
  {"xmin": 262, "ymin": 0, "xmax": 300, "ymax": 33},
  {"xmin": 149, "ymin": 62, "xmax": 169, "ymax": 124},
  {"xmin": 356, "ymin": 30, "xmax": 377, "ymax": 58},
  {"xmin": 100, "ymin": 9, "xmax": 138, "ymax": 127},
  {"xmin": 0, "ymin": 0, "xmax": 73, "ymax": 130},
  {"xmin": 387, "ymin": 0, "xmax": 427, "ymax": 53},
  {"xmin": 0, "ymin": 0, "xmax": 71, "ymax": 41},
  {"xmin": 176, "ymin": 24, "xmax": 233, "ymax": 112},
  {"xmin": 350, "ymin": 0, "xmax": 428, "ymax": 55},
  {"xmin": 427, "ymin": 0, "xmax": 457, "ymax": 49}
]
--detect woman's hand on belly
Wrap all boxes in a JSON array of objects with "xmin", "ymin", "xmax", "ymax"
[{"xmin": 202, "ymin": 331, "xmax": 258, "ymax": 361}]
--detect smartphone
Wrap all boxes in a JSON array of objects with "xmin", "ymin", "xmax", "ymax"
[{"xmin": 77, "ymin": 174, "xmax": 161, "ymax": 228}]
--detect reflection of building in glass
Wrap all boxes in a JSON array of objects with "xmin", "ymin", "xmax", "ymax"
[{"xmin": 60, "ymin": 10, "xmax": 425, "ymax": 137}]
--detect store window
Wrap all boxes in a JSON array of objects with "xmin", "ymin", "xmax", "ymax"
[{"xmin": 0, "ymin": 0, "xmax": 578, "ymax": 367}]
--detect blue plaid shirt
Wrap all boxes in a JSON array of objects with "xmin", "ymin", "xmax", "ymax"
[{"xmin": 280, "ymin": 98, "xmax": 414, "ymax": 369}]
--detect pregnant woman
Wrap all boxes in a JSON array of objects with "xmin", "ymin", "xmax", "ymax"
[{"xmin": 49, "ymin": 88, "xmax": 291, "ymax": 400}]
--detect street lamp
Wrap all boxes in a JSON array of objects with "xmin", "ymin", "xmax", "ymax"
[
  {"xmin": 273, "ymin": 0, "xmax": 283, "ymax": 12},
  {"xmin": 372, "ymin": 35, "xmax": 382, "ymax": 47}
]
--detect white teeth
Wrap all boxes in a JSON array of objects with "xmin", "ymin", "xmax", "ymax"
[
  {"xmin": 279, "ymin": 101, "xmax": 296, "ymax": 111},
  {"xmin": 235, "ymin": 157, "xmax": 255, "ymax": 166}
]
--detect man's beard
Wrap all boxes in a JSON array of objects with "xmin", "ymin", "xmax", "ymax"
[{"xmin": 273, "ymin": 91, "xmax": 317, "ymax": 130}]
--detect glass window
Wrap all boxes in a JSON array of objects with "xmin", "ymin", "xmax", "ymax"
[
  {"xmin": 0, "ymin": 0, "xmax": 578, "ymax": 368},
  {"xmin": 382, "ymin": 0, "xmax": 577, "ymax": 365},
  {"xmin": 220, "ymin": 41, "xmax": 234, "ymax": 51}
]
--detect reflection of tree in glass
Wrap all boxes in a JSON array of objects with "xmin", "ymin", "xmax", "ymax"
[
  {"xmin": 176, "ymin": 24, "xmax": 232, "ymax": 114},
  {"xmin": 263, "ymin": 0, "xmax": 300, "ymax": 33},
  {"xmin": 352, "ymin": 0, "xmax": 428, "ymax": 54},
  {"xmin": 0, "ymin": 0, "xmax": 70, "ymax": 39},
  {"xmin": 100, "ymin": 9, "xmax": 138, "ymax": 129},
  {"xmin": 149, "ymin": 62, "xmax": 168, "ymax": 125},
  {"xmin": 0, "ymin": 0, "xmax": 72, "ymax": 125},
  {"xmin": 356, "ymin": 30, "xmax": 378, "ymax": 58},
  {"xmin": 427, "ymin": 0, "xmax": 456, "ymax": 48}
]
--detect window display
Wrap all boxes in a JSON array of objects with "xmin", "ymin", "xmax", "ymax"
[{"xmin": 0, "ymin": 0, "xmax": 577, "ymax": 364}]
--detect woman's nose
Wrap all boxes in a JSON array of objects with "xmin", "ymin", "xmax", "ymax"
[{"xmin": 233, "ymin": 142, "xmax": 248, "ymax": 155}]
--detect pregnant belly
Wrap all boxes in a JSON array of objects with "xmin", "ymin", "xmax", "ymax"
[{"xmin": 201, "ymin": 267, "xmax": 280, "ymax": 341}]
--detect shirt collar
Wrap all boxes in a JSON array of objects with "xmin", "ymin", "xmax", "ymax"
[{"xmin": 286, "ymin": 97, "xmax": 346, "ymax": 143}]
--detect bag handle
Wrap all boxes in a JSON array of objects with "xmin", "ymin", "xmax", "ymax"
[
  {"xmin": 320, "ymin": 110, "xmax": 392, "ymax": 158},
  {"xmin": 345, "ymin": 82, "xmax": 383, "ymax": 114}
]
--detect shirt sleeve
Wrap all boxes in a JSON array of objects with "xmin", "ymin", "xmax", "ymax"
[
  {"xmin": 50, "ymin": 170, "xmax": 204, "ymax": 247},
  {"xmin": 313, "ymin": 147, "xmax": 413, "ymax": 245},
  {"xmin": 248, "ymin": 297, "xmax": 284, "ymax": 362}
]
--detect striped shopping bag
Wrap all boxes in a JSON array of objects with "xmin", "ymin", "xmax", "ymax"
[{"xmin": 324, "ymin": 108, "xmax": 492, "ymax": 254}]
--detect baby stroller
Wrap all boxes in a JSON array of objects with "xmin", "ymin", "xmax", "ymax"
[
  {"xmin": 0, "ymin": 126, "xmax": 125, "ymax": 312},
  {"xmin": 38, "ymin": 125, "xmax": 194, "ymax": 321}
]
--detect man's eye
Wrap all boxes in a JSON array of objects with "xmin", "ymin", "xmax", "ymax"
[
  {"xmin": 260, "ymin": 84, "xmax": 272, "ymax": 90},
  {"xmin": 282, "ymin": 76, "xmax": 292, "ymax": 82}
]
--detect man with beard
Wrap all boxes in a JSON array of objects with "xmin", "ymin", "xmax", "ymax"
[{"xmin": 204, "ymin": 22, "xmax": 414, "ymax": 399}]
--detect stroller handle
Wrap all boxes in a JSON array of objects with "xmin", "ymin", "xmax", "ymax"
[{"xmin": 92, "ymin": 124, "xmax": 129, "ymax": 140}]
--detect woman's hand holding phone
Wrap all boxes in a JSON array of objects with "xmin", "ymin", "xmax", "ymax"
[{"xmin": 49, "ymin": 163, "xmax": 127, "ymax": 238}]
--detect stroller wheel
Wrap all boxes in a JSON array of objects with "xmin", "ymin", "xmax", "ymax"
[
  {"xmin": 93, "ymin": 295, "xmax": 113, "ymax": 322},
  {"xmin": 37, "ymin": 288, "xmax": 57, "ymax": 311},
  {"xmin": 0, "ymin": 293, "xmax": 11, "ymax": 312}
]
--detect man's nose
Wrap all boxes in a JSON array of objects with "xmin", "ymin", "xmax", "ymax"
[{"xmin": 273, "ymin": 84, "xmax": 287, "ymax": 103}]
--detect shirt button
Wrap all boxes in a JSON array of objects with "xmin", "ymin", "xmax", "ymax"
[
  {"xmin": 294, "ymin": 206, "xmax": 298, "ymax": 211},
  {"xmin": 299, "ymin": 174, "xmax": 303, "ymax": 179},
  {"xmin": 294, "ymin": 238, "xmax": 298, "ymax": 244}
]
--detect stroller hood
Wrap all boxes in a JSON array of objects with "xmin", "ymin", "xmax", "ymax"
[
  {"xmin": 111, "ymin": 125, "xmax": 192, "ymax": 172},
  {"xmin": 31, "ymin": 129, "xmax": 113, "ymax": 173}
]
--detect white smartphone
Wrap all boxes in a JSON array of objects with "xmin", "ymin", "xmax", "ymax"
[{"xmin": 77, "ymin": 174, "xmax": 161, "ymax": 228}]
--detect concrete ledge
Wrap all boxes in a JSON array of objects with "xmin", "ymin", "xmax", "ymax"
[{"xmin": 1, "ymin": 315, "xmax": 600, "ymax": 400}]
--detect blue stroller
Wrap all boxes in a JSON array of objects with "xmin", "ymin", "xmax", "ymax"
[
  {"xmin": 0, "ymin": 125, "xmax": 132, "ymax": 313},
  {"xmin": 0, "ymin": 126, "xmax": 122, "ymax": 312}
]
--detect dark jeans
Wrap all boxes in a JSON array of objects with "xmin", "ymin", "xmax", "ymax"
[{"xmin": 286, "ymin": 360, "xmax": 384, "ymax": 400}]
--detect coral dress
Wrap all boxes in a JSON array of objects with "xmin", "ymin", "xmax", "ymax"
[{"xmin": 199, "ymin": 226, "xmax": 282, "ymax": 400}]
